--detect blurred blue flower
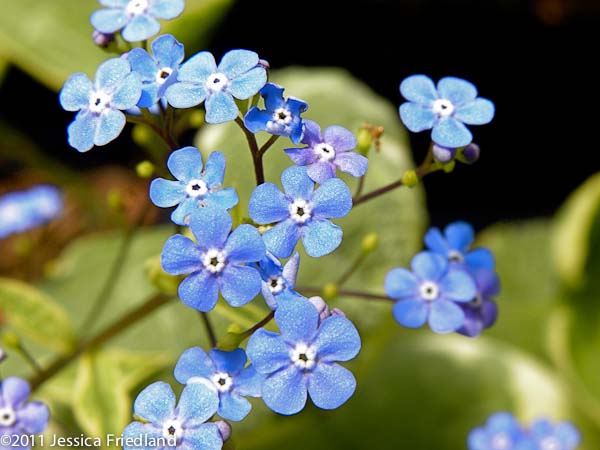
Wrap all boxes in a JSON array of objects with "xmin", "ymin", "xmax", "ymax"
[
  {"xmin": 174, "ymin": 347, "xmax": 262, "ymax": 422},
  {"xmin": 249, "ymin": 166, "xmax": 352, "ymax": 258},
  {"xmin": 166, "ymin": 49, "xmax": 267, "ymax": 123},
  {"xmin": 128, "ymin": 34, "xmax": 184, "ymax": 107},
  {"xmin": 285, "ymin": 120, "xmax": 368, "ymax": 183},
  {"xmin": 245, "ymin": 83, "xmax": 308, "ymax": 144},
  {"xmin": 468, "ymin": 412, "xmax": 526, "ymax": 450},
  {"xmin": 527, "ymin": 418, "xmax": 580, "ymax": 450},
  {"xmin": 384, "ymin": 251, "xmax": 477, "ymax": 333},
  {"xmin": 122, "ymin": 381, "xmax": 222, "ymax": 450},
  {"xmin": 425, "ymin": 221, "xmax": 495, "ymax": 272},
  {"xmin": 60, "ymin": 58, "xmax": 142, "ymax": 152},
  {"xmin": 458, "ymin": 269, "xmax": 500, "ymax": 338},
  {"xmin": 399, "ymin": 75, "xmax": 495, "ymax": 148},
  {"xmin": 91, "ymin": 0, "xmax": 184, "ymax": 43},
  {"xmin": 149, "ymin": 147, "xmax": 238, "ymax": 226},
  {"xmin": 256, "ymin": 252, "xmax": 302, "ymax": 309},
  {"xmin": 247, "ymin": 298, "xmax": 361, "ymax": 415},
  {"xmin": 161, "ymin": 207, "xmax": 265, "ymax": 311}
]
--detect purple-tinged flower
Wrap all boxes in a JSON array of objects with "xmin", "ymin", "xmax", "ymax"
[
  {"xmin": 166, "ymin": 49, "xmax": 266, "ymax": 123},
  {"xmin": 128, "ymin": 34, "xmax": 184, "ymax": 107},
  {"xmin": 60, "ymin": 58, "xmax": 142, "ymax": 152},
  {"xmin": 425, "ymin": 221, "xmax": 495, "ymax": 272},
  {"xmin": 458, "ymin": 269, "xmax": 500, "ymax": 338},
  {"xmin": 384, "ymin": 251, "xmax": 477, "ymax": 334},
  {"xmin": 399, "ymin": 75, "xmax": 495, "ymax": 148},
  {"xmin": 256, "ymin": 252, "xmax": 302, "ymax": 309},
  {"xmin": 247, "ymin": 298, "xmax": 361, "ymax": 415},
  {"xmin": 526, "ymin": 419, "xmax": 581, "ymax": 450},
  {"xmin": 122, "ymin": 381, "xmax": 222, "ymax": 450},
  {"xmin": 468, "ymin": 412, "xmax": 527, "ymax": 450},
  {"xmin": 149, "ymin": 147, "xmax": 238, "ymax": 226},
  {"xmin": 174, "ymin": 348, "xmax": 262, "ymax": 422},
  {"xmin": 285, "ymin": 120, "xmax": 368, "ymax": 184},
  {"xmin": 432, "ymin": 143, "xmax": 456, "ymax": 163},
  {"xmin": 0, "ymin": 377, "xmax": 49, "ymax": 448},
  {"xmin": 91, "ymin": 0, "xmax": 184, "ymax": 43},
  {"xmin": 249, "ymin": 166, "xmax": 352, "ymax": 258},
  {"xmin": 161, "ymin": 207, "xmax": 265, "ymax": 311},
  {"xmin": 244, "ymin": 83, "xmax": 308, "ymax": 144},
  {"xmin": 307, "ymin": 296, "xmax": 346, "ymax": 324}
]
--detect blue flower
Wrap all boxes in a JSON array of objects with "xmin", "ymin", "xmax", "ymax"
[
  {"xmin": 91, "ymin": 0, "xmax": 184, "ymax": 43},
  {"xmin": 122, "ymin": 381, "xmax": 222, "ymax": 450},
  {"xmin": 256, "ymin": 252, "xmax": 302, "ymax": 309},
  {"xmin": 128, "ymin": 34, "xmax": 184, "ymax": 107},
  {"xmin": 60, "ymin": 58, "xmax": 142, "ymax": 152},
  {"xmin": 166, "ymin": 49, "xmax": 267, "ymax": 123},
  {"xmin": 0, "ymin": 377, "xmax": 49, "ymax": 448},
  {"xmin": 161, "ymin": 206, "xmax": 265, "ymax": 311},
  {"xmin": 468, "ymin": 412, "xmax": 526, "ymax": 450},
  {"xmin": 527, "ymin": 419, "xmax": 581, "ymax": 450},
  {"xmin": 149, "ymin": 147, "xmax": 238, "ymax": 226},
  {"xmin": 424, "ymin": 221, "xmax": 495, "ymax": 272},
  {"xmin": 244, "ymin": 83, "xmax": 308, "ymax": 144},
  {"xmin": 285, "ymin": 120, "xmax": 368, "ymax": 183},
  {"xmin": 399, "ymin": 75, "xmax": 495, "ymax": 148},
  {"xmin": 247, "ymin": 298, "xmax": 361, "ymax": 415},
  {"xmin": 174, "ymin": 348, "xmax": 262, "ymax": 422},
  {"xmin": 384, "ymin": 251, "xmax": 477, "ymax": 333},
  {"xmin": 457, "ymin": 269, "xmax": 500, "ymax": 337}
]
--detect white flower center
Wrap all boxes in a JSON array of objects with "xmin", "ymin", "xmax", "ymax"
[
  {"xmin": 314, "ymin": 143, "xmax": 336, "ymax": 162},
  {"xmin": 289, "ymin": 199, "xmax": 312, "ymax": 224},
  {"xmin": 88, "ymin": 91, "xmax": 111, "ymax": 114},
  {"xmin": 432, "ymin": 98, "xmax": 455, "ymax": 117},
  {"xmin": 155, "ymin": 67, "xmax": 174, "ymax": 85},
  {"xmin": 291, "ymin": 343, "xmax": 316, "ymax": 370},
  {"xmin": 206, "ymin": 73, "xmax": 229, "ymax": 92},
  {"xmin": 185, "ymin": 179, "xmax": 208, "ymax": 198},
  {"xmin": 202, "ymin": 249, "xmax": 226, "ymax": 273},
  {"xmin": 0, "ymin": 407, "xmax": 16, "ymax": 427},
  {"xmin": 211, "ymin": 372, "xmax": 233, "ymax": 392},
  {"xmin": 268, "ymin": 276, "xmax": 285, "ymax": 294},
  {"xmin": 271, "ymin": 108, "xmax": 292, "ymax": 125},
  {"xmin": 447, "ymin": 250, "xmax": 464, "ymax": 263},
  {"xmin": 126, "ymin": 0, "xmax": 148, "ymax": 16},
  {"xmin": 540, "ymin": 437, "xmax": 561, "ymax": 450},
  {"xmin": 162, "ymin": 419, "xmax": 183, "ymax": 444},
  {"xmin": 490, "ymin": 432, "xmax": 512, "ymax": 450},
  {"xmin": 0, "ymin": 202, "xmax": 21, "ymax": 223},
  {"xmin": 419, "ymin": 281, "xmax": 439, "ymax": 301}
]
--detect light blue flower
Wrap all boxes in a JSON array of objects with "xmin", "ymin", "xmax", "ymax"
[
  {"xmin": 0, "ymin": 377, "xmax": 49, "ymax": 449},
  {"xmin": 149, "ymin": 147, "xmax": 238, "ymax": 226},
  {"xmin": 384, "ymin": 251, "xmax": 477, "ymax": 334},
  {"xmin": 399, "ymin": 75, "xmax": 495, "ymax": 148},
  {"xmin": 174, "ymin": 348, "xmax": 262, "ymax": 422},
  {"xmin": 285, "ymin": 120, "xmax": 368, "ymax": 183},
  {"xmin": 60, "ymin": 58, "xmax": 142, "ymax": 152},
  {"xmin": 128, "ymin": 34, "xmax": 184, "ymax": 107},
  {"xmin": 249, "ymin": 166, "xmax": 352, "ymax": 258},
  {"xmin": 256, "ymin": 252, "xmax": 302, "ymax": 309},
  {"xmin": 122, "ymin": 381, "xmax": 222, "ymax": 450},
  {"xmin": 91, "ymin": 0, "xmax": 184, "ymax": 43},
  {"xmin": 247, "ymin": 298, "xmax": 361, "ymax": 415},
  {"xmin": 468, "ymin": 412, "xmax": 526, "ymax": 450},
  {"xmin": 527, "ymin": 418, "xmax": 581, "ymax": 450},
  {"xmin": 244, "ymin": 83, "xmax": 308, "ymax": 144},
  {"xmin": 161, "ymin": 206, "xmax": 265, "ymax": 311},
  {"xmin": 165, "ymin": 49, "xmax": 267, "ymax": 123}
]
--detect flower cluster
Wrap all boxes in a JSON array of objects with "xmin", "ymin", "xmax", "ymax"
[
  {"xmin": 468, "ymin": 412, "xmax": 580, "ymax": 450},
  {"xmin": 385, "ymin": 221, "xmax": 500, "ymax": 336}
]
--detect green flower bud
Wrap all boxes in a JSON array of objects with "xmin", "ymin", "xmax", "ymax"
[
  {"xmin": 136, "ymin": 160, "xmax": 155, "ymax": 179},
  {"xmin": 188, "ymin": 110, "xmax": 205, "ymax": 128},
  {"xmin": 106, "ymin": 189, "xmax": 123, "ymax": 211},
  {"xmin": 217, "ymin": 331, "xmax": 245, "ymax": 352},
  {"xmin": 402, "ymin": 170, "xmax": 419, "ymax": 188},
  {"xmin": 356, "ymin": 128, "xmax": 373, "ymax": 155},
  {"xmin": 322, "ymin": 283, "xmax": 339, "ymax": 301},
  {"xmin": 2, "ymin": 331, "xmax": 20, "ymax": 349},
  {"xmin": 361, "ymin": 233, "xmax": 379, "ymax": 253},
  {"xmin": 132, "ymin": 124, "xmax": 153, "ymax": 147}
]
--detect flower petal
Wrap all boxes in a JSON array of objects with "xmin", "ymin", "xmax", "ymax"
[
  {"xmin": 122, "ymin": 14, "xmax": 160, "ymax": 42},
  {"xmin": 161, "ymin": 235, "xmax": 202, "ymax": 274},
  {"xmin": 445, "ymin": 221, "xmax": 474, "ymax": 252},
  {"xmin": 227, "ymin": 67, "xmax": 267, "ymax": 100},
  {"xmin": 431, "ymin": 117, "xmax": 473, "ymax": 148},
  {"xmin": 313, "ymin": 315, "xmax": 360, "ymax": 362},
  {"xmin": 311, "ymin": 178, "xmax": 352, "ymax": 219},
  {"xmin": 437, "ymin": 77, "xmax": 478, "ymax": 105},
  {"xmin": 306, "ymin": 162, "xmax": 336, "ymax": 184},
  {"xmin": 439, "ymin": 269, "xmax": 477, "ymax": 302},
  {"xmin": 466, "ymin": 248, "xmax": 495, "ymax": 272},
  {"xmin": 218, "ymin": 49, "xmax": 259, "ymax": 79},
  {"xmin": 94, "ymin": 109, "xmax": 126, "ymax": 146},
  {"xmin": 148, "ymin": 0, "xmax": 185, "ymax": 19},
  {"xmin": 183, "ymin": 424, "xmax": 222, "ymax": 450},
  {"xmin": 334, "ymin": 152, "xmax": 368, "ymax": 178},
  {"xmin": 15, "ymin": 402, "xmax": 49, "ymax": 433},
  {"xmin": 218, "ymin": 393, "xmax": 251, "ymax": 422},
  {"xmin": 207, "ymin": 188, "xmax": 238, "ymax": 210},
  {"xmin": 99, "ymin": 0, "xmax": 128, "ymax": 6},
  {"xmin": 111, "ymin": 73, "xmax": 142, "ymax": 110},
  {"xmin": 203, "ymin": 151, "xmax": 226, "ymax": 185},
  {"xmin": 424, "ymin": 227, "xmax": 450, "ymax": 255},
  {"xmin": 60, "ymin": 73, "xmax": 93, "ymax": 111},
  {"xmin": 475, "ymin": 269, "xmax": 500, "ymax": 298},
  {"xmin": 151, "ymin": 33, "xmax": 185, "ymax": 67},
  {"xmin": 428, "ymin": 299, "xmax": 465, "ymax": 333},
  {"xmin": 220, "ymin": 265, "xmax": 262, "ymax": 307},
  {"xmin": 210, "ymin": 348, "xmax": 246, "ymax": 374},
  {"xmin": 179, "ymin": 271, "xmax": 219, "ymax": 312},
  {"xmin": 301, "ymin": 219, "xmax": 343, "ymax": 257},
  {"xmin": 234, "ymin": 365, "xmax": 263, "ymax": 397},
  {"xmin": 248, "ymin": 183, "xmax": 289, "ymax": 224},
  {"xmin": 243, "ymin": 107, "xmax": 271, "ymax": 133},
  {"xmin": 95, "ymin": 58, "xmax": 130, "ymax": 91},
  {"xmin": 400, "ymin": 75, "xmax": 438, "ymax": 104},
  {"xmin": 67, "ymin": 112, "xmax": 98, "ymax": 152},
  {"xmin": 392, "ymin": 298, "xmax": 427, "ymax": 328},
  {"xmin": 282, "ymin": 252, "xmax": 300, "ymax": 287},
  {"xmin": 301, "ymin": 119, "xmax": 322, "ymax": 146},
  {"xmin": 384, "ymin": 268, "xmax": 418, "ymax": 299},
  {"xmin": 2, "ymin": 377, "xmax": 30, "ymax": 408},
  {"xmin": 246, "ymin": 329, "xmax": 290, "ymax": 374},
  {"xmin": 411, "ymin": 251, "xmax": 448, "ymax": 281},
  {"xmin": 555, "ymin": 422, "xmax": 581, "ymax": 447},
  {"xmin": 91, "ymin": 9, "xmax": 128, "ymax": 34},
  {"xmin": 275, "ymin": 296, "xmax": 318, "ymax": 342},
  {"xmin": 127, "ymin": 48, "xmax": 157, "ymax": 81},
  {"xmin": 165, "ymin": 82, "xmax": 207, "ymax": 108},
  {"xmin": 167, "ymin": 146, "xmax": 203, "ymax": 181},
  {"xmin": 133, "ymin": 381, "xmax": 175, "ymax": 423},
  {"xmin": 285, "ymin": 147, "xmax": 315, "ymax": 166},
  {"xmin": 122, "ymin": 422, "xmax": 162, "ymax": 450},
  {"xmin": 323, "ymin": 125, "xmax": 357, "ymax": 152},
  {"xmin": 205, "ymin": 91, "xmax": 238, "ymax": 124},
  {"xmin": 263, "ymin": 219, "xmax": 301, "ymax": 259},
  {"xmin": 224, "ymin": 224, "xmax": 265, "ymax": 264},
  {"xmin": 174, "ymin": 347, "xmax": 214, "ymax": 383},
  {"xmin": 399, "ymin": 102, "xmax": 436, "ymax": 132},
  {"xmin": 262, "ymin": 365, "xmax": 307, "ymax": 415},
  {"xmin": 308, "ymin": 363, "xmax": 356, "ymax": 410},
  {"xmin": 261, "ymin": 83, "xmax": 285, "ymax": 110},
  {"xmin": 178, "ymin": 382, "xmax": 219, "ymax": 426},
  {"xmin": 189, "ymin": 206, "xmax": 232, "ymax": 248},
  {"xmin": 149, "ymin": 178, "xmax": 185, "ymax": 207},
  {"xmin": 178, "ymin": 51, "xmax": 217, "ymax": 83},
  {"xmin": 281, "ymin": 166, "xmax": 314, "ymax": 200},
  {"xmin": 454, "ymin": 98, "xmax": 495, "ymax": 125},
  {"xmin": 171, "ymin": 199, "xmax": 196, "ymax": 226}
]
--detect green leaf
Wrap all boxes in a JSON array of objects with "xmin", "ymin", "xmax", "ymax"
[
  {"xmin": 0, "ymin": 277, "xmax": 76, "ymax": 354},
  {"xmin": 0, "ymin": 0, "xmax": 233, "ymax": 91}
]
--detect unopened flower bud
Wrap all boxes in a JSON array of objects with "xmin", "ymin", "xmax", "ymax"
[
  {"xmin": 106, "ymin": 189, "xmax": 123, "ymax": 211},
  {"xmin": 361, "ymin": 233, "xmax": 379, "ymax": 253},
  {"xmin": 2, "ymin": 331, "xmax": 20, "ymax": 349},
  {"xmin": 92, "ymin": 30, "xmax": 115, "ymax": 48},
  {"xmin": 215, "ymin": 420, "xmax": 232, "ymax": 442},
  {"xmin": 432, "ymin": 144, "xmax": 456, "ymax": 163},
  {"xmin": 132, "ymin": 124, "xmax": 153, "ymax": 147},
  {"xmin": 356, "ymin": 128, "xmax": 373, "ymax": 155},
  {"xmin": 322, "ymin": 283, "xmax": 338, "ymax": 301},
  {"xmin": 258, "ymin": 59, "xmax": 270, "ymax": 70},
  {"xmin": 402, "ymin": 169, "xmax": 419, "ymax": 188},
  {"xmin": 460, "ymin": 143, "xmax": 480, "ymax": 164},
  {"xmin": 136, "ymin": 161, "xmax": 155, "ymax": 179}
]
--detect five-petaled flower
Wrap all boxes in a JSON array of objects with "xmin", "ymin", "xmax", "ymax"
[
  {"xmin": 247, "ymin": 298, "xmax": 361, "ymax": 415},
  {"xmin": 256, "ymin": 252, "xmax": 302, "ymax": 309},
  {"xmin": 128, "ymin": 34, "xmax": 184, "ymax": 107},
  {"xmin": 285, "ymin": 120, "xmax": 368, "ymax": 183},
  {"xmin": 399, "ymin": 75, "xmax": 495, "ymax": 148},
  {"xmin": 161, "ymin": 206, "xmax": 265, "ymax": 311},
  {"xmin": 468, "ymin": 412, "xmax": 526, "ymax": 450},
  {"xmin": 166, "ymin": 49, "xmax": 267, "ymax": 123},
  {"xmin": 60, "ymin": 58, "xmax": 142, "ymax": 152},
  {"xmin": 149, "ymin": 147, "xmax": 238, "ymax": 225},
  {"xmin": 384, "ymin": 251, "xmax": 477, "ymax": 333},
  {"xmin": 91, "ymin": 0, "xmax": 185, "ymax": 43},
  {"xmin": 245, "ymin": 83, "xmax": 308, "ymax": 144},
  {"xmin": 174, "ymin": 348, "xmax": 262, "ymax": 422},
  {"xmin": 249, "ymin": 166, "xmax": 352, "ymax": 258},
  {"xmin": 0, "ymin": 377, "xmax": 49, "ymax": 448},
  {"xmin": 122, "ymin": 381, "xmax": 222, "ymax": 450}
]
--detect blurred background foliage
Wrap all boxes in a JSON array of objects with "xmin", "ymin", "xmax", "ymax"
[{"xmin": 0, "ymin": 0, "xmax": 599, "ymax": 449}]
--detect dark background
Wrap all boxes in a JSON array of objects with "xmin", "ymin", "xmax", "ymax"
[{"xmin": 2, "ymin": 0, "xmax": 599, "ymax": 229}]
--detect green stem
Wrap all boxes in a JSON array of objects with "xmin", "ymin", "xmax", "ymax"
[
  {"xmin": 298, "ymin": 286, "xmax": 392, "ymax": 302},
  {"xmin": 199, "ymin": 312, "xmax": 217, "ymax": 348},
  {"xmin": 234, "ymin": 117, "xmax": 264, "ymax": 185},
  {"xmin": 354, "ymin": 174, "xmax": 366, "ymax": 198},
  {"xmin": 126, "ymin": 114, "xmax": 178, "ymax": 152},
  {"xmin": 240, "ymin": 311, "xmax": 275, "ymax": 339},
  {"xmin": 335, "ymin": 252, "xmax": 368, "ymax": 287},
  {"xmin": 16, "ymin": 341, "xmax": 42, "ymax": 374},
  {"xmin": 258, "ymin": 135, "xmax": 279, "ymax": 158}
]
